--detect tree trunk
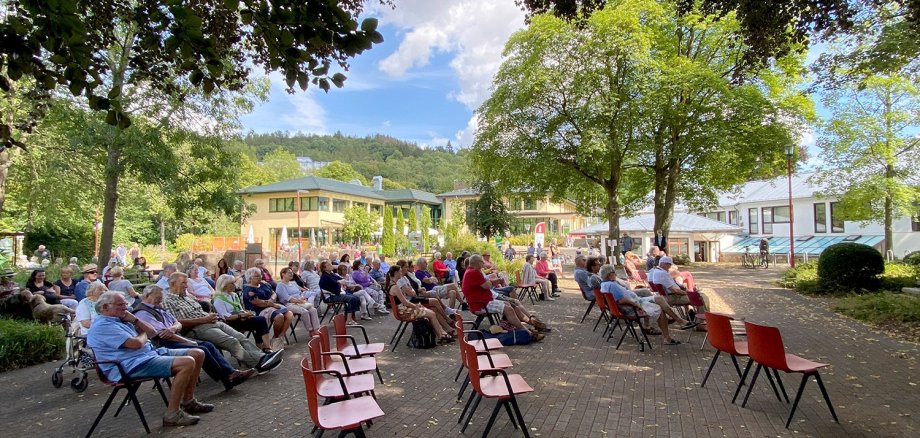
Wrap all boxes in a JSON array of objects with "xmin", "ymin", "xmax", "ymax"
[
  {"xmin": 885, "ymin": 164, "xmax": 894, "ymax": 255},
  {"xmin": 98, "ymin": 145, "xmax": 121, "ymax": 268},
  {"xmin": 0, "ymin": 148, "xmax": 13, "ymax": 214},
  {"xmin": 604, "ymin": 183, "xmax": 621, "ymax": 263},
  {"xmin": 655, "ymin": 158, "xmax": 681, "ymax": 236},
  {"xmin": 160, "ymin": 217, "xmax": 166, "ymax": 251}
]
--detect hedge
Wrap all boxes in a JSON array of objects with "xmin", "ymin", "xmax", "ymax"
[
  {"xmin": 817, "ymin": 243, "xmax": 884, "ymax": 293},
  {"xmin": 0, "ymin": 318, "xmax": 66, "ymax": 372}
]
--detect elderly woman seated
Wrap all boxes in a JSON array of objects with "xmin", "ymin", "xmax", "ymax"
[
  {"xmin": 242, "ymin": 267, "xmax": 294, "ymax": 352},
  {"xmin": 185, "ymin": 266, "xmax": 215, "ymax": 312},
  {"xmin": 386, "ymin": 265, "xmax": 455, "ymax": 343},
  {"xmin": 335, "ymin": 264, "xmax": 374, "ymax": 320},
  {"xmin": 274, "ymin": 267, "xmax": 322, "ymax": 337},
  {"xmin": 76, "ymin": 282, "xmax": 108, "ymax": 333},
  {"xmin": 348, "ymin": 260, "xmax": 389, "ymax": 315},
  {"xmin": 106, "ymin": 266, "xmax": 140, "ymax": 306},
  {"xmin": 598, "ymin": 264, "xmax": 697, "ymax": 345},
  {"xmin": 318, "ymin": 260, "xmax": 363, "ymax": 325},
  {"xmin": 212, "ymin": 274, "xmax": 273, "ymax": 350}
]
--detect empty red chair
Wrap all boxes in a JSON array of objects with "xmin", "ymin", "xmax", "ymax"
[
  {"xmin": 454, "ymin": 314, "xmax": 514, "ymax": 403},
  {"xmin": 701, "ymin": 312, "xmax": 748, "ymax": 387},
  {"xmin": 458, "ymin": 339, "xmax": 534, "ymax": 437},
  {"xmin": 332, "ymin": 314, "xmax": 384, "ymax": 358},
  {"xmin": 306, "ymin": 338, "xmax": 376, "ymax": 400},
  {"xmin": 316, "ymin": 326, "xmax": 383, "ymax": 383},
  {"xmin": 738, "ymin": 321, "xmax": 839, "ymax": 428},
  {"xmin": 301, "ymin": 355, "xmax": 384, "ymax": 437}
]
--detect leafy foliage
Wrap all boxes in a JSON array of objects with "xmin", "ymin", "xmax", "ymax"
[
  {"xmin": 464, "ymin": 185, "xmax": 513, "ymax": 240},
  {"xmin": 834, "ymin": 292, "xmax": 920, "ymax": 333},
  {"xmin": 314, "ymin": 160, "xmax": 369, "ymax": 186},
  {"xmin": 420, "ymin": 205, "xmax": 432, "ymax": 253},
  {"xmin": 408, "ymin": 208, "xmax": 418, "ymax": 233},
  {"xmin": 817, "ymin": 243, "xmax": 885, "ymax": 293},
  {"xmin": 905, "ymin": 251, "xmax": 920, "ymax": 266},
  {"xmin": 382, "ymin": 207, "xmax": 395, "ymax": 256},
  {"xmin": 440, "ymin": 233, "xmax": 495, "ymax": 260},
  {"xmin": 0, "ymin": 318, "xmax": 65, "ymax": 372},
  {"xmin": 879, "ymin": 263, "xmax": 920, "ymax": 290},
  {"xmin": 342, "ymin": 206, "xmax": 379, "ymax": 245},
  {"xmin": 259, "ymin": 147, "xmax": 305, "ymax": 185},
  {"xmin": 779, "ymin": 260, "xmax": 821, "ymax": 293}
]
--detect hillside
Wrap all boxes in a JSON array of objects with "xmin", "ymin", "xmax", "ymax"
[{"xmin": 244, "ymin": 132, "xmax": 470, "ymax": 194}]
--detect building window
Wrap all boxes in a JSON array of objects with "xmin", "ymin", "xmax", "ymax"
[
  {"xmin": 523, "ymin": 199, "xmax": 536, "ymax": 210},
  {"xmin": 830, "ymin": 202, "xmax": 845, "ymax": 233},
  {"xmin": 814, "ymin": 202, "xmax": 827, "ymax": 233},
  {"xmin": 299, "ymin": 196, "xmax": 328, "ymax": 211},
  {"xmin": 728, "ymin": 210, "xmax": 738, "ymax": 225},
  {"xmin": 317, "ymin": 197, "xmax": 329, "ymax": 211},
  {"xmin": 370, "ymin": 204, "xmax": 383, "ymax": 215},
  {"xmin": 761, "ymin": 206, "xmax": 790, "ymax": 234},
  {"xmin": 332, "ymin": 199, "xmax": 348, "ymax": 213},
  {"xmin": 748, "ymin": 208, "xmax": 759, "ymax": 234},
  {"xmin": 704, "ymin": 211, "xmax": 726, "ymax": 222},
  {"xmin": 269, "ymin": 197, "xmax": 295, "ymax": 212},
  {"xmin": 354, "ymin": 202, "xmax": 367, "ymax": 211}
]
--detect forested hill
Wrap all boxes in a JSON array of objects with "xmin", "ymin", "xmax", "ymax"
[{"xmin": 244, "ymin": 131, "xmax": 470, "ymax": 194}]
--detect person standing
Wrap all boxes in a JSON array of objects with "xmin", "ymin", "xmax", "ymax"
[
  {"xmin": 128, "ymin": 243, "xmax": 140, "ymax": 263},
  {"xmin": 654, "ymin": 230, "xmax": 667, "ymax": 253},
  {"xmin": 620, "ymin": 233, "xmax": 633, "ymax": 255},
  {"xmin": 116, "ymin": 243, "xmax": 128, "ymax": 266}
]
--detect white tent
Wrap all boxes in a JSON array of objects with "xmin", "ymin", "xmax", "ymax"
[
  {"xmin": 280, "ymin": 225, "xmax": 289, "ymax": 248},
  {"xmin": 246, "ymin": 224, "xmax": 255, "ymax": 244}
]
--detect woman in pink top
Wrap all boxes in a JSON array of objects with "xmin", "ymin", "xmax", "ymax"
[{"xmin": 535, "ymin": 253, "xmax": 560, "ymax": 297}]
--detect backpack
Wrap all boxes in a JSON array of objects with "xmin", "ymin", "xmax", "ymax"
[{"xmin": 408, "ymin": 319, "xmax": 437, "ymax": 349}]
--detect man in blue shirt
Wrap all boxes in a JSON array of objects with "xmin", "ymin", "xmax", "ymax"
[
  {"xmin": 378, "ymin": 254, "xmax": 391, "ymax": 273},
  {"xmin": 444, "ymin": 252, "xmax": 457, "ymax": 282},
  {"xmin": 572, "ymin": 255, "xmax": 593, "ymax": 300},
  {"xmin": 88, "ymin": 291, "xmax": 212, "ymax": 427},
  {"xmin": 75, "ymin": 264, "xmax": 102, "ymax": 301}
]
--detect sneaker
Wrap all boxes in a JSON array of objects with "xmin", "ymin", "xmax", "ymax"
[
  {"xmin": 270, "ymin": 337, "xmax": 285, "ymax": 352},
  {"xmin": 257, "ymin": 349, "xmax": 285, "ymax": 374},
  {"xmin": 181, "ymin": 398, "xmax": 214, "ymax": 414},
  {"xmin": 545, "ymin": 296, "xmax": 555, "ymax": 301},
  {"xmin": 163, "ymin": 409, "xmax": 200, "ymax": 427},
  {"xmin": 376, "ymin": 307, "xmax": 390, "ymax": 315},
  {"xmin": 360, "ymin": 314, "xmax": 373, "ymax": 321}
]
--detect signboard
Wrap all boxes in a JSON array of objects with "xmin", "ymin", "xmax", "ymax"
[{"xmin": 534, "ymin": 222, "xmax": 546, "ymax": 251}]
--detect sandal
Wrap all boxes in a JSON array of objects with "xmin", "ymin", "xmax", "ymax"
[{"xmin": 346, "ymin": 320, "xmax": 359, "ymax": 326}]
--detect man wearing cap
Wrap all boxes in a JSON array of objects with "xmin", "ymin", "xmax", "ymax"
[
  {"xmin": 75, "ymin": 264, "xmax": 103, "ymax": 301},
  {"xmin": 649, "ymin": 256, "xmax": 709, "ymax": 312}
]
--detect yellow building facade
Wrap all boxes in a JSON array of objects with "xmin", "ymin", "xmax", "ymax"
[{"xmin": 437, "ymin": 188, "xmax": 588, "ymax": 236}]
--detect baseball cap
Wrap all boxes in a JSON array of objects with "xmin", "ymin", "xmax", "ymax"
[{"xmin": 658, "ymin": 256, "xmax": 674, "ymax": 265}]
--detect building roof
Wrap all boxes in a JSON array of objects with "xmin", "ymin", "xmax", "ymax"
[
  {"xmin": 569, "ymin": 213, "xmax": 742, "ymax": 235},
  {"xmin": 374, "ymin": 189, "xmax": 442, "ymax": 204},
  {"xmin": 240, "ymin": 176, "xmax": 442, "ymax": 205},
  {"xmin": 716, "ymin": 172, "xmax": 824, "ymax": 206},
  {"xmin": 723, "ymin": 235, "xmax": 884, "ymax": 255},
  {"xmin": 436, "ymin": 187, "xmax": 479, "ymax": 198}
]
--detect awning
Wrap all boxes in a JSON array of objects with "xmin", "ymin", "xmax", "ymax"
[
  {"xmin": 570, "ymin": 213, "xmax": 742, "ymax": 235},
  {"xmin": 722, "ymin": 235, "xmax": 884, "ymax": 255}
]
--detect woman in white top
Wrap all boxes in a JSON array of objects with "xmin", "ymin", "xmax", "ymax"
[
  {"xmin": 106, "ymin": 266, "xmax": 139, "ymax": 305},
  {"xmin": 275, "ymin": 267, "xmax": 321, "ymax": 336},
  {"xmin": 186, "ymin": 266, "xmax": 215, "ymax": 311},
  {"xmin": 76, "ymin": 282, "xmax": 108, "ymax": 332},
  {"xmin": 522, "ymin": 255, "xmax": 553, "ymax": 300},
  {"xmin": 300, "ymin": 260, "xmax": 322, "ymax": 306}
]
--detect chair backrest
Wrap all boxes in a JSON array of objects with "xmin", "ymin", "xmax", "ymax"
[
  {"xmin": 687, "ymin": 290, "xmax": 705, "ymax": 307},
  {"xmin": 744, "ymin": 321, "xmax": 790, "ymax": 371},
  {"xmin": 300, "ymin": 356, "xmax": 322, "ymax": 427},
  {"xmin": 331, "ymin": 314, "xmax": 349, "ymax": 351},
  {"xmin": 593, "ymin": 288, "xmax": 607, "ymax": 312},
  {"xmin": 648, "ymin": 282, "xmax": 666, "ymax": 296},
  {"xmin": 86, "ymin": 348, "xmax": 113, "ymax": 385},
  {"xmin": 638, "ymin": 270, "xmax": 648, "ymax": 281},
  {"xmin": 388, "ymin": 293, "xmax": 414, "ymax": 322},
  {"xmin": 706, "ymin": 312, "xmax": 743, "ymax": 355},
  {"xmin": 460, "ymin": 339, "xmax": 484, "ymax": 393},
  {"xmin": 680, "ymin": 271, "xmax": 696, "ymax": 291},
  {"xmin": 316, "ymin": 326, "xmax": 334, "ymax": 368},
  {"xmin": 603, "ymin": 293, "xmax": 625, "ymax": 318},
  {"xmin": 307, "ymin": 335, "xmax": 325, "ymax": 371},
  {"xmin": 515, "ymin": 270, "xmax": 524, "ymax": 285}
]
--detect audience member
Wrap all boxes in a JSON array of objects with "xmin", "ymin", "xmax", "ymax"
[
  {"xmin": 523, "ymin": 255, "xmax": 553, "ymax": 300},
  {"xmin": 75, "ymin": 264, "xmax": 102, "ymax": 301},
  {"xmin": 77, "ymin": 282, "xmax": 108, "ymax": 331},
  {"xmin": 27, "ymin": 269, "xmax": 78, "ymax": 310},
  {"xmin": 274, "ymin": 267, "xmax": 321, "ymax": 337},
  {"xmin": 572, "ymin": 255, "xmax": 593, "ymax": 300},
  {"xmin": 386, "ymin": 265, "xmax": 454, "ymax": 342},
  {"xmin": 415, "ymin": 257, "xmax": 462, "ymax": 310},
  {"xmin": 535, "ymin": 253, "xmax": 561, "ymax": 297},
  {"xmin": 318, "ymin": 260, "xmax": 362, "ymax": 325},
  {"xmin": 461, "ymin": 255, "xmax": 544, "ymax": 337},
  {"xmin": 212, "ymin": 274, "xmax": 272, "ymax": 349},
  {"xmin": 186, "ymin": 266, "xmax": 215, "ymax": 312},
  {"xmin": 107, "ymin": 266, "xmax": 139, "ymax": 305},
  {"xmin": 52, "ymin": 266, "xmax": 80, "ymax": 310},
  {"xmin": 156, "ymin": 263, "xmax": 178, "ymax": 290},
  {"xmin": 243, "ymin": 268, "xmax": 293, "ymax": 351}
]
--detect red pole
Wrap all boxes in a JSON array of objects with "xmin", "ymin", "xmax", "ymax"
[
  {"xmin": 296, "ymin": 191, "xmax": 302, "ymax": 262},
  {"xmin": 787, "ymin": 155, "xmax": 795, "ymax": 268}
]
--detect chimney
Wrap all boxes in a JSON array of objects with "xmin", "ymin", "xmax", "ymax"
[{"xmin": 372, "ymin": 175, "xmax": 383, "ymax": 190}]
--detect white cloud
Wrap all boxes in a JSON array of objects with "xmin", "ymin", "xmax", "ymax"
[
  {"xmin": 377, "ymin": 0, "xmax": 526, "ymax": 110},
  {"xmin": 281, "ymin": 91, "xmax": 327, "ymax": 134},
  {"xmin": 456, "ymin": 114, "xmax": 478, "ymax": 147}
]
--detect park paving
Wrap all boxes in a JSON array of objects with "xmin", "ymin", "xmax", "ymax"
[{"xmin": 0, "ymin": 265, "xmax": 917, "ymax": 437}]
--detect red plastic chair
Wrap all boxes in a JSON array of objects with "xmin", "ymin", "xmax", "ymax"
[
  {"xmin": 638, "ymin": 270, "xmax": 649, "ymax": 282},
  {"xmin": 458, "ymin": 339, "xmax": 534, "ymax": 437},
  {"xmin": 387, "ymin": 293, "xmax": 418, "ymax": 352},
  {"xmin": 684, "ymin": 290, "xmax": 708, "ymax": 344},
  {"xmin": 591, "ymin": 287, "xmax": 610, "ymax": 334},
  {"xmin": 701, "ymin": 312, "xmax": 748, "ymax": 387},
  {"xmin": 332, "ymin": 314, "xmax": 384, "ymax": 358},
  {"xmin": 603, "ymin": 292, "xmax": 651, "ymax": 352},
  {"xmin": 316, "ymin": 326, "xmax": 383, "ymax": 383},
  {"xmin": 453, "ymin": 313, "xmax": 504, "ymax": 385},
  {"xmin": 514, "ymin": 271, "xmax": 539, "ymax": 305},
  {"xmin": 455, "ymin": 315, "xmax": 514, "ymax": 403},
  {"xmin": 306, "ymin": 339, "xmax": 376, "ymax": 400},
  {"xmin": 301, "ymin": 355, "xmax": 384, "ymax": 437},
  {"xmin": 738, "ymin": 321, "xmax": 839, "ymax": 428}
]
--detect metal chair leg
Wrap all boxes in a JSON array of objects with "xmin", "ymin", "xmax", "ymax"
[
  {"xmin": 510, "ymin": 397, "xmax": 531, "ymax": 438},
  {"xmin": 461, "ymin": 394, "xmax": 482, "ymax": 433},
  {"xmin": 773, "ymin": 369, "xmax": 790, "ymax": 403},
  {"xmin": 580, "ymin": 301, "xmax": 595, "ymax": 323},
  {"xmin": 480, "ymin": 401, "xmax": 504, "ymax": 438},
  {"xmin": 764, "ymin": 367, "xmax": 784, "ymax": 402},
  {"xmin": 85, "ymin": 387, "xmax": 121, "ymax": 438},
  {"xmin": 786, "ymin": 373, "xmax": 810, "ymax": 428},
  {"xmin": 732, "ymin": 360, "xmax": 754, "ymax": 404},
  {"xmin": 701, "ymin": 350, "xmax": 721, "ymax": 387},
  {"xmin": 459, "ymin": 391, "xmax": 476, "ymax": 424},
  {"xmin": 814, "ymin": 372, "xmax": 839, "ymax": 423},
  {"xmin": 502, "ymin": 401, "xmax": 518, "ymax": 429},
  {"xmin": 741, "ymin": 364, "xmax": 763, "ymax": 408}
]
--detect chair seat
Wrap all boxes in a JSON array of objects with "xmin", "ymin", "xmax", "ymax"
[
  {"xmin": 733, "ymin": 341, "xmax": 749, "ymax": 356},
  {"xmin": 477, "ymin": 353, "xmax": 513, "ymax": 370},
  {"xmin": 518, "ymin": 283, "xmax": 537, "ymax": 288},
  {"xmin": 469, "ymin": 338, "xmax": 504, "ymax": 351},
  {"xmin": 317, "ymin": 374, "xmax": 376, "ymax": 399},
  {"xmin": 785, "ymin": 354, "xmax": 828, "ymax": 373},
  {"xmin": 316, "ymin": 395, "xmax": 384, "ymax": 429},
  {"xmin": 327, "ymin": 357, "xmax": 378, "ymax": 375},
  {"xmin": 341, "ymin": 342, "xmax": 385, "ymax": 358},
  {"xmin": 478, "ymin": 373, "xmax": 534, "ymax": 398}
]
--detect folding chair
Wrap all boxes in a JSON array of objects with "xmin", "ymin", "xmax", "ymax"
[
  {"xmin": 387, "ymin": 293, "xmax": 417, "ymax": 352},
  {"xmin": 316, "ymin": 325, "xmax": 383, "ymax": 383},
  {"xmin": 471, "ymin": 309, "xmax": 501, "ymax": 329},
  {"xmin": 514, "ymin": 271, "xmax": 539, "ymax": 305},
  {"xmin": 603, "ymin": 293, "xmax": 651, "ymax": 352},
  {"xmin": 458, "ymin": 339, "xmax": 534, "ymax": 437},
  {"xmin": 701, "ymin": 312, "xmax": 749, "ymax": 388},
  {"xmin": 332, "ymin": 314, "xmax": 384, "ymax": 358},
  {"xmin": 301, "ymin": 354, "xmax": 384, "ymax": 438},
  {"xmin": 578, "ymin": 286, "xmax": 596, "ymax": 324},
  {"xmin": 84, "ymin": 349, "xmax": 169, "ymax": 437},
  {"xmin": 737, "ymin": 321, "xmax": 839, "ymax": 428},
  {"xmin": 319, "ymin": 289, "xmax": 345, "ymax": 323},
  {"xmin": 285, "ymin": 313, "xmax": 302, "ymax": 344}
]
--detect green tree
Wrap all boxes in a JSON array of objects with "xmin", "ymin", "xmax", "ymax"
[
  {"xmin": 420, "ymin": 205, "xmax": 432, "ymax": 253},
  {"xmin": 814, "ymin": 73, "xmax": 920, "ymax": 252},
  {"xmin": 314, "ymin": 161, "xmax": 369, "ymax": 186},
  {"xmin": 342, "ymin": 206, "xmax": 379, "ymax": 245},
  {"xmin": 465, "ymin": 185, "xmax": 513, "ymax": 240},
  {"xmin": 260, "ymin": 147, "xmax": 304, "ymax": 184},
  {"xmin": 395, "ymin": 207, "xmax": 405, "ymax": 236},
  {"xmin": 408, "ymin": 208, "xmax": 418, "ymax": 234},
  {"xmin": 382, "ymin": 207, "xmax": 395, "ymax": 256}
]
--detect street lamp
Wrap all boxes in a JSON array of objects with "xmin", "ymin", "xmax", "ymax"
[{"xmin": 785, "ymin": 145, "xmax": 796, "ymax": 268}]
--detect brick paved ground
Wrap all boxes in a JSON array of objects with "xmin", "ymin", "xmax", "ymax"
[{"xmin": 1, "ymin": 265, "xmax": 917, "ymax": 437}]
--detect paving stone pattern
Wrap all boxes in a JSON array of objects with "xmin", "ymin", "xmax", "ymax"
[{"xmin": 0, "ymin": 266, "xmax": 916, "ymax": 437}]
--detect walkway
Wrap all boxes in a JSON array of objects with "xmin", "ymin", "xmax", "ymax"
[{"xmin": 0, "ymin": 265, "xmax": 916, "ymax": 437}]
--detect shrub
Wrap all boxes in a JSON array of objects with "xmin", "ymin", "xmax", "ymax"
[
  {"xmin": 904, "ymin": 251, "xmax": 920, "ymax": 267},
  {"xmin": 779, "ymin": 261, "xmax": 820, "ymax": 293},
  {"xmin": 816, "ymin": 243, "xmax": 884, "ymax": 293},
  {"xmin": 671, "ymin": 253, "xmax": 691, "ymax": 266},
  {"xmin": 0, "ymin": 318, "xmax": 65, "ymax": 372},
  {"xmin": 441, "ymin": 233, "xmax": 495, "ymax": 259},
  {"xmin": 879, "ymin": 263, "xmax": 920, "ymax": 290}
]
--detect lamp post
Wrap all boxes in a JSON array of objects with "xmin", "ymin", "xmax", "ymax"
[
  {"xmin": 785, "ymin": 145, "xmax": 796, "ymax": 268},
  {"xmin": 295, "ymin": 190, "xmax": 305, "ymax": 262}
]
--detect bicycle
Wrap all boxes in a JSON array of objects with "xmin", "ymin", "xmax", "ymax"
[
  {"xmin": 741, "ymin": 247, "xmax": 757, "ymax": 269},
  {"xmin": 759, "ymin": 250, "xmax": 770, "ymax": 269}
]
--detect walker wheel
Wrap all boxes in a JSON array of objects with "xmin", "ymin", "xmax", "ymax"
[
  {"xmin": 71, "ymin": 376, "xmax": 88, "ymax": 392},
  {"xmin": 52, "ymin": 370, "xmax": 64, "ymax": 388}
]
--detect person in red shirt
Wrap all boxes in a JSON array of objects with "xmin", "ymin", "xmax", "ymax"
[
  {"xmin": 432, "ymin": 252, "xmax": 450, "ymax": 281},
  {"xmin": 461, "ymin": 255, "xmax": 529, "ymax": 331},
  {"xmin": 535, "ymin": 253, "xmax": 561, "ymax": 297}
]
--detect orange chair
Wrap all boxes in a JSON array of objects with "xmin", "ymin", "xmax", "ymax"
[
  {"xmin": 514, "ymin": 271, "xmax": 540, "ymax": 305},
  {"xmin": 701, "ymin": 312, "xmax": 748, "ymax": 387},
  {"xmin": 738, "ymin": 321, "xmax": 839, "ymax": 428},
  {"xmin": 316, "ymin": 326, "xmax": 383, "ymax": 383},
  {"xmin": 305, "ymin": 339, "xmax": 376, "ymax": 400},
  {"xmin": 578, "ymin": 284, "xmax": 596, "ymax": 323},
  {"xmin": 331, "ymin": 314, "xmax": 384, "ymax": 358},
  {"xmin": 638, "ymin": 270, "xmax": 649, "ymax": 282},
  {"xmin": 301, "ymin": 355, "xmax": 384, "ymax": 437},
  {"xmin": 453, "ymin": 313, "xmax": 504, "ymax": 383},
  {"xmin": 603, "ymin": 292, "xmax": 651, "ymax": 352},
  {"xmin": 454, "ymin": 315, "xmax": 514, "ymax": 402},
  {"xmin": 591, "ymin": 287, "xmax": 611, "ymax": 334},
  {"xmin": 458, "ymin": 340, "xmax": 534, "ymax": 437},
  {"xmin": 684, "ymin": 290, "xmax": 708, "ymax": 344},
  {"xmin": 387, "ymin": 293, "xmax": 418, "ymax": 352}
]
